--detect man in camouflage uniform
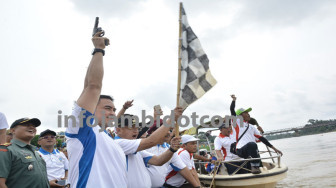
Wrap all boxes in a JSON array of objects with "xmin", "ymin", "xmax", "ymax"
[{"xmin": 0, "ymin": 118, "xmax": 49, "ymax": 188}]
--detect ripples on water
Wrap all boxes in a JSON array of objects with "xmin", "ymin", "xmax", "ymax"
[{"xmin": 259, "ymin": 131, "xmax": 336, "ymax": 188}]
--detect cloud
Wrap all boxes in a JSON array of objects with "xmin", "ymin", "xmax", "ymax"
[
  {"xmin": 235, "ymin": 0, "xmax": 333, "ymax": 28},
  {"xmin": 69, "ymin": 0, "xmax": 147, "ymax": 18}
]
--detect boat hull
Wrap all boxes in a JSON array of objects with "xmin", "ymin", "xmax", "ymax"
[{"xmin": 198, "ymin": 163, "xmax": 288, "ymax": 188}]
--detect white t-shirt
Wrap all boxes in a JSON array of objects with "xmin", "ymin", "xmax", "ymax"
[
  {"xmin": 234, "ymin": 119, "xmax": 262, "ymax": 149},
  {"xmin": 214, "ymin": 131, "xmax": 240, "ymax": 161},
  {"xmin": 115, "ymin": 137, "xmax": 153, "ymax": 188},
  {"xmin": 146, "ymin": 143, "xmax": 186, "ymax": 188},
  {"xmin": 65, "ymin": 103, "xmax": 127, "ymax": 188},
  {"xmin": 37, "ymin": 148, "xmax": 69, "ymax": 181},
  {"xmin": 165, "ymin": 148, "xmax": 195, "ymax": 187},
  {"xmin": 0, "ymin": 112, "xmax": 9, "ymax": 130}
]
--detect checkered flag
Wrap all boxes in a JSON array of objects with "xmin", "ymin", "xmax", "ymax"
[{"xmin": 179, "ymin": 5, "xmax": 217, "ymax": 109}]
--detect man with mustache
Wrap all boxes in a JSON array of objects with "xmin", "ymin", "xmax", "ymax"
[{"xmin": 0, "ymin": 118, "xmax": 50, "ymax": 188}]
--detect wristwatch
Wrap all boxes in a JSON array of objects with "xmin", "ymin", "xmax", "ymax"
[
  {"xmin": 169, "ymin": 147, "xmax": 177, "ymax": 153},
  {"xmin": 92, "ymin": 48, "xmax": 105, "ymax": 56}
]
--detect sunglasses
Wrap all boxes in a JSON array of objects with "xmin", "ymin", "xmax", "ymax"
[{"xmin": 40, "ymin": 135, "xmax": 56, "ymax": 140}]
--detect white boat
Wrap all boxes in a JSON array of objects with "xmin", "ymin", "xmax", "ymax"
[
  {"xmin": 186, "ymin": 126, "xmax": 288, "ymax": 188},
  {"xmin": 197, "ymin": 154, "xmax": 288, "ymax": 188}
]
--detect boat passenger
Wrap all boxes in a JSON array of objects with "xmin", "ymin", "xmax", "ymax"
[
  {"xmin": 214, "ymin": 123, "xmax": 249, "ymax": 174},
  {"xmin": 164, "ymin": 135, "xmax": 201, "ymax": 188},
  {"xmin": 234, "ymin": 108, "xmax": 283, "ymax": 174},
  {"xmin": 146, "ymin": 118, "xmax": 200, "ymax": 188},
  {"xmin": 114, "ymin": 113, "xmax": 182, "ymax": 188}
]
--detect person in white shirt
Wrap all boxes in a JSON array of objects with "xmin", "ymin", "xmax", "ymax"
[
  {"xmin": 214, "ymin": 124, "xmax": 248, "ymax": 174},
  {"xmin": 65, "ymin": 31, "xmax": 128, "ymax": 188},
  {"xmin": 115, "ymin": 113, "xmax": 183, "ymax": 188},
  {"xmin": 37, "ymin": 129, "xmax": 69, "ymax": 187},
  {"xmin": 0, "ymin": 112, "xmax": 9, "ymax": 144},
  {"xmin": 146, "ymin": 127, "xmax": 201, "ymax": 187},
  {"xmin": 165, "ymin": 135, "xmax": 201, "ymax": 188},
  {"xmin": 234, "ymin": 108, "xmax": 283, "ymax": 174}
]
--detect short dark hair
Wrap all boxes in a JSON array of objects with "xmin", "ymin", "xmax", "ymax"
[{"xmin": 99, "ymin": 95, "xmax": 114, "ymax": 103}]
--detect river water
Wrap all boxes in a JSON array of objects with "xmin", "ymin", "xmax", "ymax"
[{"xmin": 258, "ymin": 131, "xmax": 336, "ymax": 188}]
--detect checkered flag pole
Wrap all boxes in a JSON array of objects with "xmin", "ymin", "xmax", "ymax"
[{"xmin": 176, "ymin": 3, "xmax": 217, "ymax": 110}]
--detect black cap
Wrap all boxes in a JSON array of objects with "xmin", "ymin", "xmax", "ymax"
[
  {"xmin": 117, "ymin": 114, "xmax": 139, "ymax": 127},
  {"xmin": 10, "ymin": 118, "xmax": 41, "ymax": 128},
  {"xmin": 39, "ymin": 129, "xmax": 56, "ymax": 138}
]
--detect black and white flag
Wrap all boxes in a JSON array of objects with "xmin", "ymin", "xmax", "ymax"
[{"xmin": 179, "ymin": 5, "xmax": 217, "ymax": 109}]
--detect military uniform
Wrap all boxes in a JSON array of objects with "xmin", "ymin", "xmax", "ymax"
[{"xmin": 0, "ymin": 139, "xmax": 50, "ymax": 188}]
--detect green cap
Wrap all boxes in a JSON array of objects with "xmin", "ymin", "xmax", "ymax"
[{"xmin": 236, "ymin": 108, "xmax": 252, "ymax": 115}]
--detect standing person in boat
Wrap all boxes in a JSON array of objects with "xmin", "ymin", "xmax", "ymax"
[
  {"xmin": 165, "ymin": 135, "xmax": 201, "ymax": 188},
  {"xmin": 214, "ymin": 123, "xmax": 249, "ymax": 174},
  {"xmin": 233, "ymin": 107, "xmax": 283, "ymax": 174},
  {"xmin": 65, "ymin": 32, "xmax": 128, "ymax": 188},
  {"xmin": 114, "ymin": 113, "xmax": 184, "ymax": 188},
  {"xmin": 230, "ymin": 95, "xmax": 264, "ymax": 133}
]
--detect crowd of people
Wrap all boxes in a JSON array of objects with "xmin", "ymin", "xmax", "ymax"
[{"xmin": 0, "ymin": 33, "xmax": 283, "ymax": 188}]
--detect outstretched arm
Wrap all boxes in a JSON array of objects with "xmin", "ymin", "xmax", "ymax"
[
  {"xmin": 258, "ymin": 136, "xmax": 283, "ymax": 156},
  {"xmin": 230, "ymin": 95, "xmax": 236, "ymax": 116},
  {"xmin": 77, "ymin": 31, "xmax": 109, "ymax": 114},
  {"xmin": 190, "ymin": 169, "xmax": 201, "ymax": 186},
  {"xmin": 137, "ymin": 107, "xmax": 182, "ymax": 152},
  {"xmin": 148, "ymin": 137, "xmax": 180, "ymax": 165},
  {"xmin": 117, "ymin": 100, "xmax": 134, "ymax": 118},
  {"xmin": 215, "ymin": 150, "xmax": 224, "ymax": 161},
  {"xmin": 179, "ymin": 167, "xmax": 201, "ymax": 187}
]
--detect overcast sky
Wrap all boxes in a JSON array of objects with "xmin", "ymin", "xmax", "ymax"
[{"xmin": 1, "ymin": 0, "xmax": 335, "ymax": 134}]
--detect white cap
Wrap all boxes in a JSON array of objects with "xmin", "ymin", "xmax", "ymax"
[{"xmin": 181, "ymin": 135, "xmax": 200, "ymax": 144}]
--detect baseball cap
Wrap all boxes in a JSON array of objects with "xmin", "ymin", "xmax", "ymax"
[
  {"xmin": 10, "ymin": 118, "xmax": 41, "ymax": 128},
  {"xmin": 236, "ymin": 108, "xmax": 252, "ymax": 116},
  {"xmin": 39, "ymin": 129, "xmax": 56, "ymax": 138},
  {"xmin": 181, "ymin": 135, "xmax": 200, "ymax": 144},
  {"xmin": 117, "ymin": 114, "xmax": 139, "ymax": 127}
]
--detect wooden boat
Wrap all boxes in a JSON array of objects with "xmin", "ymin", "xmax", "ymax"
[
  {"xmin": 184, "ymin": 126, "xmax": 288, "ymax": 188},
  {"xmin": 197, "ymin": 155, "xmax": 288, "ymax": 188}
]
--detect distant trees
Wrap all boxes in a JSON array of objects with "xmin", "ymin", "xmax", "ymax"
[{"xmin": 266, "ymin": 119, "xmax": 336, "ymax": 140}]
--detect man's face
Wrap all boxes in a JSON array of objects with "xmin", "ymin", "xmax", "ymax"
[
  {"xmin": 241, "ymin": 112, "xmax": 250, "ymax": 122},
  {"xmin": 116, "ymin": 126, "xmax": 139, "ymax": 139},
  {"xmin": 95, "ymin": 98, "xmax": 117, "ymax": 127},
  {"xmin": 6, "ymin": 134, "xmax": 13, "ymax": 143},
  {"xmin": 184, "ymin": 141, "xmax": 198, "ymax": 153},
  {"xmin": 38, "ymin": 133, "xmax": 56, "ymax": 148},
  {"xmin": 220, "ymin": 125, "xmax": 232, "ymax": 136},
  {"xmin": 12, "ymin": 123, "xmax": 36, "ymax": 141}
]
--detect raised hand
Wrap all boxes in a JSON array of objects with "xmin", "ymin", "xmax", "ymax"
[
  {"xmin": 92, "ymin": 31, "xmax": 110, "ymax": 49},
  {"xmin": 123, "ymin": 100, "xmax": 134, "ymax": 110}
]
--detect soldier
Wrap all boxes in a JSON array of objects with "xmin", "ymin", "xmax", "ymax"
[{"xmin": 0, "ymin": 118, "xmax": 50, "ymax": 188}]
